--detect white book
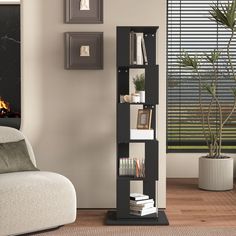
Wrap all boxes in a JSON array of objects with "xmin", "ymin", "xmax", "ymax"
[
  {"xmin": 125, "ymin": 159, "xmax": 129, "ymax": 175},
  {"xmin": 129, "ymin": 159, "xmax": 132, "ymax": 175},
  {"xmin": 136, "ymin": 33, "xmax": 143, "ymax": 65},
  {"xmin": 130, "ymin": 207, "xmax": 157, "ymax": 216},
  {"xmin": 130, "ymin": 202, "xmax": 154, "ymax": 211},
  {"xmin": 130, "ymin": 129, "xmax": 154, "ymax": 140},
  {"xmin": 130, "ymin": 193, "xmax": 149, "ymax": 201},
  {"xmin": 119, "ymin": 158, "xmax": 123, "ymax": 176},
  {"xmin": 130, "ymin": 199, "xmax": 154, "ymax": 205}
]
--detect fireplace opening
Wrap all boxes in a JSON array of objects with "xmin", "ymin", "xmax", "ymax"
[{"xmin": 0, "ymin": 97, "xmax": 20, "ymax": 118}]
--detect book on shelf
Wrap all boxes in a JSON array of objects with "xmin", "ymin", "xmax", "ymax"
[
  {"xmin": 129, "ymin": 31, "xmax": 137, "ymax": 65},
  {"xmin": 136, "ymin": 33, "xmax": 143, "ymax": 65},
  {"xmin": 130, "ymin": 193, "xmax": 156, "ymax": 216},
  {"xmin": 129, "ymin": 32, "xmax": 148, "ymax": 65},
  {"xmin": 130, "ymin": 202, "xmax": 154, "ymax": 210},
  {"xmin": 130, "ymin": 129, "xmax": 154, "ymax": 140},
  {"xmin": 119, "ymin": 157, "xmax": 145, "ymax": 177},
  {"xmin": 130, "ymin": 207, "xmax": 157, "ymax": 216},
  {"xmin": 130, "ymin": 198, "xmax": 154, "ymax": 205},
  {"xmin": 130, "ymin": 193, "xmax": 149, "ymax": 201},
  {"xmin": 141, "ymin": 37, "xmax": 148, "ymax": 65}
]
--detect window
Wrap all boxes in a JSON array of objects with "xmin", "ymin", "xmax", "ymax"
[{"xmin": 167, "ymin": 0, "xmax": 236, "ymax": 152}]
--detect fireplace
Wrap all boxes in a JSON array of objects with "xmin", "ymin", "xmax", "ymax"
[
  {"xmin": 0, "ymin": 97, "xmax": 20, "ymax": 118},
  {"xmin": 0, "ymin": 5, "xmax": 21, "ymax": 129}
]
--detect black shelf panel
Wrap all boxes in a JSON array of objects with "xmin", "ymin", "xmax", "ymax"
[
  {"xmin": 117, "ymin": 176, "xmax": 145, "ymax": 181},
  {"xmin": 117, "ymin": 26, "xmax": 159, "ymax": 34},
  {"xmin": 118, "ymin": 139, "xmax": 157, "ymax": 144},
  {"xmin": 118, "ymin": 65, "xmax": 159, "ymax": 69},
  {"xmin": 118, "ymin": 103, "xmax": 157, "ymax": 107},
  {"xmin": 106, "ymin": 210, "xmax": 169, "ymax": 225},
  {"xmin": 117, "ymin": 176, "xmax": 158, "ymax": 181},
  {"xmin": 119, "ymin": 103, "xmax": 157, "ymax": 106}
]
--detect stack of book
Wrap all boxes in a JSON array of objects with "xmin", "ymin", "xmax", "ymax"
[
  {"xmin": 130, "ymin": 31, "xmax": 148, "ymax": 65},
  {"xmin": 130, "ymin": 193, "xmax": 157, "ymax": 216}
]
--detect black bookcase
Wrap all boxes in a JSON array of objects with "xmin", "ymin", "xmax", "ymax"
[{"xmin": 106, "ymin": 26, "xmax": 169, "ymax": 225}]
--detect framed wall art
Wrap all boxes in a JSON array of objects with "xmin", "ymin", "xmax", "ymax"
[
  {"xmin": 65, "ymin": 0, "xmax": 103, "ymax": 24},
  {"xmin": 65, "ymin": 32, "xmax": 103, "ymax": 70}
]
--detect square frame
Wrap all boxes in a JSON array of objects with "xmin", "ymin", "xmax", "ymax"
[
  {"xmin": 137, "ymin": 109, "xmax": 152, "ymax": 129},
  {"xmin": 65, "ymin": 32, "xmax": 103, "ymax": 70},
  {"xmin": 65, "ymin": 0, "xmax": 103, "ymax": 24}
]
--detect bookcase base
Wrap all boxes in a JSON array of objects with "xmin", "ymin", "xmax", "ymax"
[{"xmin": 106, "ymin": 210, "xmax": 169, "ymax": 225}]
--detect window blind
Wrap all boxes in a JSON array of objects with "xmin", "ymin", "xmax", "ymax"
[{"xmin": 167, "ymin": 0, "xmax": 236, "ymax": 152}]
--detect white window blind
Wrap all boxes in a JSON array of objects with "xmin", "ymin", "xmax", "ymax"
[{"xmin": 167, "ymin": 0, "xmax": 236, "ymax": 152}]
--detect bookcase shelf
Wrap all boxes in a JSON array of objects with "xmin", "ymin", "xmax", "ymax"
[{"xmin": 106, "ymin": 26, "xmax": 169, "ymax": 226}]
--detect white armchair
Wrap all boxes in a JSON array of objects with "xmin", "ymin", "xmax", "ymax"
[{"xmin": 0, "ymin": 127, "xmax": 77, "ymax": 236}]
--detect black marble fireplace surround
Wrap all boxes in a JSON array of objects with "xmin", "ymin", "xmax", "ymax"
[{"xmin": 0, "ymin": 4, "xmax": 21, "ymax": 129}]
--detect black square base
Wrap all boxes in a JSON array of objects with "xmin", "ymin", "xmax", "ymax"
[{"xmin": 106, "ymin": 210, "xmax": 169, "ymax": 225}]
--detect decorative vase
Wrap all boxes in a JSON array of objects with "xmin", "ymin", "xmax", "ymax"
[
  {"xmin": 198, "ymin": 156, "xmax": 233, "ymax": 191},
  {"xmin": 139, "ymin": 91, "xmax": 145, "ymax": 103}
]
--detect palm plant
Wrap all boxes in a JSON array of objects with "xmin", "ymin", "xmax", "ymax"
[
  {"xmin": 178, "ymin": 0, "xmax": 236, "ymax": 158},
  {"xmin": 133, "ymin": 73, "xmax": 145, "ymax": 91}
]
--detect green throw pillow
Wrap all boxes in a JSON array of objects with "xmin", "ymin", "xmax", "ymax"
[{"xmin": 0, "ymin": 139, "xmax": 39, "ymax": 174}]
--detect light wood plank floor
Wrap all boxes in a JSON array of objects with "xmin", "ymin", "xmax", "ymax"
[{"xmin": 74, "ymin": 178, "xmax": 236, "ymax": 227}]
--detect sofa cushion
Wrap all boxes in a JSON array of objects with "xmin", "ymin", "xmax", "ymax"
[
  {"xmin": 0, "ymin": 171, "xmax": 76, "ymax": 235},
  {"xmin": 0, "ymin": 140, "xmax": 39, "ymax": 174}
]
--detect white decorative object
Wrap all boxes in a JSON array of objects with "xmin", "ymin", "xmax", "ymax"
[
  {"xmin": 131, "ymin": 93, "xmax": 140, "ymax": 103},
  {"xmin": 124, "ymin": 95, "xmax": 131, "ymax": 103},
  {"xmin": 80, "ymin": 45, "xmax": 90, "ymax": 57},
  {"xmin": 80, "ymin": 0, "xmax": 90, "ymax": 10},
  {"xmin": 139, "ymin": 91, "xmax": 145, "ymax": 103},
  {"xmin": 198, "ymin": 157, "xmax": 234, "ymax": 191},
  {"xmin": 130, "ymin": 129, "xmax": 154, "ymax": 140},
  {"xmin": 0, "ymin": 127, "xmax": 77, "ymax": 236}
]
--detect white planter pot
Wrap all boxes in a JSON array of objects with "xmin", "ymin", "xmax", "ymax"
[
  {"xmin": 138, "ymin": 91, "xmax": 145, "ymax": 103},
  {"xmin": 199, "ymin": 156, "xmax": 234, "ymax": 191}
]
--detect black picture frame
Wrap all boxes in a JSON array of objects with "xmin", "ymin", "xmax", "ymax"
[
  {"xmin": 65, "ymin": 32, "xmax": 103, "ymax": 70},
  {"xmin": 65, "ymin": 0, "xmax": 103, "ymax": 24}
]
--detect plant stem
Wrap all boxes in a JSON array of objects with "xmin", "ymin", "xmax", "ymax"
[
  {"xmin": 196, "ymin": 69, "xmax": 209, "ymax": 149},
  {"xmin": 227, "ymin": 30, "xmax": 235, "ymax": 80},
  {"xmin": 212, "ymin": 62, "xmax": 222, "ymax": 157}
]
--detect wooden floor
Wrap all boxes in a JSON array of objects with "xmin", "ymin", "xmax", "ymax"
[{"xmin": 75, "ymin": 178, "xmax": 236, "ymax": 227}]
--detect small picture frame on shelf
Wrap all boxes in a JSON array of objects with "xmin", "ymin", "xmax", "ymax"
[
  {"xmin": 137, "ymin": 109, "xmax": 152, "ymax": 129},
  {"xmin": 65, "ymin": 0, "xmax": 103, "ymax": 24},
  {"xmin": 65, "ymin": 32, "xmax": 103, "ymax": 70}
]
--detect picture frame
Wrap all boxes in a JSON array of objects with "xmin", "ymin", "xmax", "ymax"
[
  {"xmin": 65, "ymin": 32, "xmax": 103, "ymax": 70},
  {"xmin": 65, "ymin": 0, "xmax": 103, "ymax": 24},
  {"xmin": 137, "ymin": 109, "xmax": 152, "ymax": 129}
]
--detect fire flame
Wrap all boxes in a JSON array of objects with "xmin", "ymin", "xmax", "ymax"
[{"xmin": 0, "ymin": 97, "xmax": 10, "ymax": 112}]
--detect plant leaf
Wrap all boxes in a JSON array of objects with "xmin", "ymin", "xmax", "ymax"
[
  {"xmin": 178, "ymin": 51, "xmax": 199, "ymax": 71},
  {"xmin": 209, "ymin": 0, "xmax": 236, "ymax": 31},
  {"xmin": 204, "ymin": 83, "xmax": 216, "ymax": 96}
]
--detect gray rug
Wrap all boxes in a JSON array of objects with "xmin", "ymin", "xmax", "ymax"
[{"xmin": 32, "ymin": 226, "xmax": 236, "ymax": 236}]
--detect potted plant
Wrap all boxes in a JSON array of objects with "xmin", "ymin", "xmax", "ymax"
[
  {"xmin": 133, "ymin": 73, "xmax": 145, "ymax": 103},
  {"xmin": 178, "ymin": 0, "xmax": 236, "ymax": 191}
]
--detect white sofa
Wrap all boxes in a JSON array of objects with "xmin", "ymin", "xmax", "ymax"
[{"xmin": 0, "ymin": 127, "xmax": 77, "ymax": 236}]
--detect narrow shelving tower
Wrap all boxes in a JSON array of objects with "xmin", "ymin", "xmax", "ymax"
[{"xmin": 106, "ymin": 26, "xmax": 169, "ymax": 225}]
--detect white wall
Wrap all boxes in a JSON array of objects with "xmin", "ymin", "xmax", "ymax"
[
  {"xmin": 21, "ymin": 0, "xmax": 167, "ymax": 208},
  {"xmin": 167, "ymin": 154, "xmax": 236, "ymax": 178}
]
